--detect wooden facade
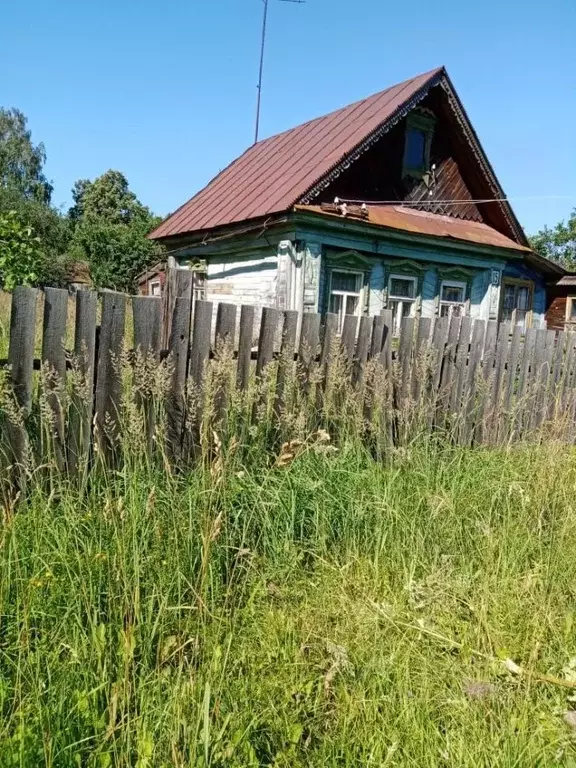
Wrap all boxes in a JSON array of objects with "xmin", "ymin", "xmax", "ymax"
[{"xmin": 546, "ymin": 277, "xmax": 576, "ymax": 332}]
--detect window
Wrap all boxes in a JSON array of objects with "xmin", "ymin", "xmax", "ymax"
[
  {"xmin": 439, "ymin": 280, "xmax": 466, "ymax": 319},
  {"xmin": 192, "ymin": 271, "xmax": 207, "ymax": 302},
  {"xmin": 566, "ymin": 297, "xmax": 576, "ymax": 325},
  {"xmin": 329, "ymin": 270, "xmax": 364, "ymax": 332},
  {"xmin": 501, "ymin": 280, "xmax": 533, "ymax": 331},
  {"xmin": 405, "ymin": 129, "xmax": 427, "ymax": 172},
  {"xmin": 403, "ymin": 112, "xmax": 435, "ymax": 179},
  {"xmin": 149, "ymin": 279, "xmax": 161, "ymax": 297},
  {"xmin": 388, "ymin": 274, "xmax": 417, "ymax": 335}
]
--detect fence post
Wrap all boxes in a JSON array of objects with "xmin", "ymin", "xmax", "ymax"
[
  {"xmin": 214, "ymin": 302, "xmax": 237, "ymax": 424},
  {"xmin": 5, "ymin": 286, "xmax": 37, "ymax": 497},
  {"xmin": 298, "ymin": 312, "xmax": 321, "ymax": 398},
  {"xmin": 94, "ymin": 291, "xmax": 126, "ymax": 466},
  {"xmin": 68, "ymin": 290, "xmax": 98, "ymax": 477},
  {"xmin": 353, "ymin": 315, "xmax": 372, "ymax": 387},
  {"xmin": 133, "ymin": 295, "xmax": 163, "ymax": 456},
  {"xmin": 166, "ymin": 294, "xmax": 193, "ymax": 462},
  {"xmin": 41, "ymin": 287, "xmax": 69, "ymax": 472},
  {"xmin": 275, "ymin": 310, "xmax": 298, "ymax": 420},
  {"xmin": 237, "ymin": 305, "xmax": 255, "ymax": 392}
]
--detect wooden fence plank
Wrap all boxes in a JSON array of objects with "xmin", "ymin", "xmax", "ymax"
[
  {"xmin": 450, "ymin": 316, "xmax": 471, "ymax": 416},
  {"xmin": 438, "ymin": 315, "xmax": 460, "ymax": 406},
  {"xmin": 430, "ymin": 316, "xmax": 449, "ymax": 398},
  {"xmin": 256, "ymin": 307, "xmax": 280, "ymax": 379},
  {"xmin": 165, "ymin": 295, "xmax": 192, "ymax": 461},
  {"xmin": 237, "ymin": 305, "xmax": 255, "ymax": 391},
  {"xmin": 132, "ymin": 295, "xmax": 163, "ymax": 456},
  {"xmin": 215, "ymin": 302, "xmax": 237, "ymax": 349},
  {"xmin": 518, "ymin": 328, "xmax": 536, "ymax": 401},
  {"xmin": 94, "ymin": 291, "xmax": 126, "ymax": 466},
  {"xmin": 370, "ymin": 315, "xmax": 385, "ymax": 359},
  {"xmin": 398, "ymin": 316, "xmax": 414, "ymax": 404},
  {"xmin": 133, "ymin": 295, "xmax": 163, "ymax": 354},
  {"xmin": 320, "ymin": 313, "xmax": 338, "ymax": 376},
  {"xmin": 6, "ymin": 286, "xmax": 38, "ymax": 495},
  {"xmin": 548, "ymin": 330, "xmax": 566, "ymax": 421},
  {"xmin": 213, "ymin": 302, "xmax": 238, "ymax": 423},
  {"xmin": 353, "ymin": 315, "xmax": 372, "ymax": 387},
  {"xmin": 487, "ymin": 322, "xmax": 510, "ymax": 444},
  {"xmin": 462, "ymin": 319, "xmax": 484, "ymax": 445},
  {"xmin": 379, "ymin": 310, "xmax": 393, "ymax": 372},
  {"xmin": 68, "ymin": 290, "xmax": 97, "ymax": 477},
  {"xmin": 41, "ymin": 287, "xmax": 69, "ymax": 471},
  {"xmin": 189, "ymin": 300, "xmax": 213, "ymax": 388},
  {"xmin": 475, "ymin": 319, "xmax": 499, "ymax": 443},
  {"xmin": 341, "ymin": 315, "xmax": 358, "ymax": 367},
  {"xmin": 503, "ymin": 324, "xmax": 522, "ymax": 409},
  {"xmin": 413, "ymin": 317, "xmax": 432, "ymax": 403},
  {"xmin": 481, "ymin": 321, "xmax": 498, "ymax": 379},
  {"xmin": 298, "ymin": 312, "xmax": 321, "ymax": 396},
  {"xmin": 533, "ymin": 330, "xmax": 556, "ymax": 429},
  {"xmin": 275, "ymin": 310, "xmax": 298, "ymax": 418}
]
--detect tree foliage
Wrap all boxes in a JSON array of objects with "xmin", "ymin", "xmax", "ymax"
[
  {"xmin": 0, "ymin": 107, "xmax": 163, "ymax": 292},
  {"xmin": 0, "ymin": 108, "xmax": 53, "ymax": 204},
  {"xmin": 0, "ymin": 210, "xmax": 44, "ymax": 290},
  {"xmin": 530, "ymin": 208, "xmax": 576, "ymax": 271},
  {"xmin": 68, "ymin": 170, "xmax": 163, "ymax": 291}
]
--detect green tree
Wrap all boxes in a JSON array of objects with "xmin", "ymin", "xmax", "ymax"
[
  {"xmin": 0, "ymin": 210, "xmax": 44, "ymax": 289},
  {"xmin": 68, "ymin": 170, "xmax": 163, "ymax": 291},
  {"xmin": 0, "ymin": 107, "xmax": 69, "ymax": 285},
  {"xmin": 531, "ymin": 209, "xmax": 576, "ymax": 271},
  {"xmin": 0, "ymin": 108, "xmax": 53, "ymax": 204}
]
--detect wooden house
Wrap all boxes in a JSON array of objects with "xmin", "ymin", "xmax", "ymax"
[
  {"xmin": 137, "ymin": 262, "xmax": 167, "ymax": 297},
  {"xmin": 150, "ymin": 66, "xmax": 562, "ymax": 333},
  {"xmin": 545, "ymin": 275, "xmax": 576, "ymax": 331}
]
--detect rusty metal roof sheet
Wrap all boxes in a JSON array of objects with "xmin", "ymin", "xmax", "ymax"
[
  {"xmin": 297, "ymin": 204, "xmax": 532, "ymax": 253},
  {"xmin": 150, "ymin": 67, "xmax": 444, "ymax": 240}
]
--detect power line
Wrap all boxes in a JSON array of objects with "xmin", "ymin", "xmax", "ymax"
[
  {"xmin": 254, "ymin": 0, "xmax": 306, "ymax": 144},
  {"xmin": 335, "ymin": 195, "xmax": 576, "ymax": 207}
]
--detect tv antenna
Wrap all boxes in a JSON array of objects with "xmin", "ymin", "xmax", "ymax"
[{"xmin": 254, "ymin": 0, "xmax": 306, "ymax": 144}]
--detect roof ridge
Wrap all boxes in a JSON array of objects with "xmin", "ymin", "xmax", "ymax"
[{"xmin": 253, "ymin": 66, "xmax": 444, "ymax": 147}]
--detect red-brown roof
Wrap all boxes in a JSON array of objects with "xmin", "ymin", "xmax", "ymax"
[
  {"xmin": 150, "ymin": 67, "xmax": 444, "ymax": 240},
  {"xmin": 296, "ymin": 204, "xmax": 531, "ymax": 253}
]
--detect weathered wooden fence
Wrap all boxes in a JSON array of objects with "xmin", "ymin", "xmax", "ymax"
[{"xmin": 2, "ymin": 271, "xmax": 576, "ymax": 491}]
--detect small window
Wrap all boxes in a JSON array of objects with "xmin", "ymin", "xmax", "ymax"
[
  {"xmin": 566, "ymin": 297, "xmax": 576, "ymax": 323},
  {"xmin": 439, "ymin": 280, "xmax": 466, "ymax": 319},
  {"xmin": 329, "ymin": 270, "xmax": 364, "ymax": 332},
  {"xmin": 388, "ymin": 274, "xmax": 418, "ymax": 335},
  {"xmin": 405, "ymin": 129, "xmax": 427, "ymax": 172},
  {"xmin": 149, "ymin": 280, "xmax": 161, "ymax": 297},
  {"xmin": 193, "ymin": 271, "xmax": 207, "ymax": 302},
  {"xmin": 501, "ymin": 280, "xmax": 533, "ymax": 331},
  {"xmin": 403, "ymin": 112, "xmax": 435, "ymax": 179}
]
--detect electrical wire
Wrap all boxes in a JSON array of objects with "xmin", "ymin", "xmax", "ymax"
[{"xmin": 335, "ymin": 195, "xmax": 576, "ymax": 207}]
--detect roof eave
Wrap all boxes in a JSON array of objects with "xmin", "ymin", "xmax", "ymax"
[{"xmin": 293, "ymin": 208, "xmax": 532, "ymax": 261}]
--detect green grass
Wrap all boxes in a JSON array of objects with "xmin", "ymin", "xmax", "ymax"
[{"xmin": 2, "ymin": 439, "xmax": 576, "ymax": 766}]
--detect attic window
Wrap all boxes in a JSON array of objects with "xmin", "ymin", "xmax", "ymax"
[{"xmin": 403, "ymin": 112, "xmax": 435, "ymax": 179}]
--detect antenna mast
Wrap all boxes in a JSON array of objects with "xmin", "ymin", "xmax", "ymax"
[{"xmin": 254, "ymin": 0, "xmax": 305, "ymax": 144}]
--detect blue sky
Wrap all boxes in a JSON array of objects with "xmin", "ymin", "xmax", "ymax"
[{"xmin": 1, "ymin": 0, "xmax": 574, "ymax": 234}]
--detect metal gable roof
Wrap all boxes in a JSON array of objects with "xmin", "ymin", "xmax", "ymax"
[{"xmin": 150, "ymin": 67, "xmax": 444, "ymax": 240}]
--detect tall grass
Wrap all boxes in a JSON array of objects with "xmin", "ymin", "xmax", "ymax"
[
  {"xmin": 2, "ymin": 328, "xmax": 576, "ymax": 764},
  {"xmin": 2, "ymin": 430, "xmax": 576, "ymax": 764}
]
